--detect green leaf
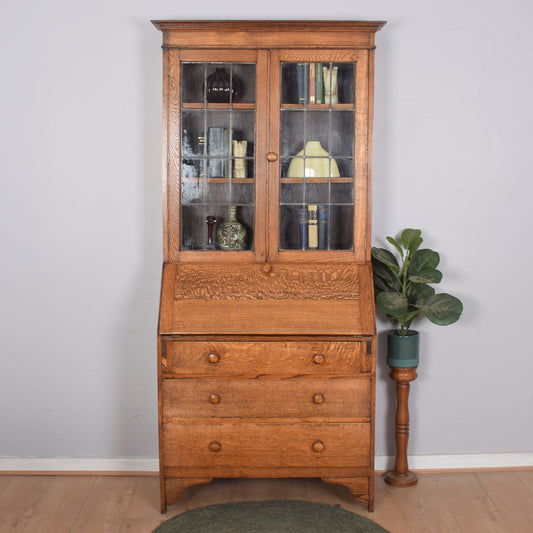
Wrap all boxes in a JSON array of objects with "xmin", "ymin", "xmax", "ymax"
[
  {"xmin": 401, "ymin": 229, "xmax": 423, "ymax": 253},
  {"xmin": 407, "ymin": 282, "xmax": 435, "ymax": 305},
  {"xmin": 407, "ymin": 249, "xmax": 441, "ymax": 283},
  {"xmin": 371, "ymin": 247, "xmax": 400, "ymax": 274},
  {"xmin": 386, "ymin": 236, "xmax": 404, "ymax": 257},
  {"xmin": 415, "ymin": 293, "xmax": 463, "ymax": 326},
  {"xmin": 376, "ymin": 292, "xmax": 408, "ymax": 318},
  {"xmin": 372, "ymin": 258, "xmax": 402, "ymax": 292},
  {"xmin": 409, "ymin": 268, "xmax": 443, "ymax": 284}
]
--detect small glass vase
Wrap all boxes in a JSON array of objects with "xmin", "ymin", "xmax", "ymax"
[{"xmin": 216, "ymin": 206, "xmax": 247, "ymax": 250}]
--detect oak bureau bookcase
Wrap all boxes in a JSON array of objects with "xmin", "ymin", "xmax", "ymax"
[{"xmin": 152, "ymin": 20, "xmax": 385, "ymax": 513}]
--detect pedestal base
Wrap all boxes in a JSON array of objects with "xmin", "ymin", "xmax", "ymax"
[{"xmin": 384, "ymin": 470, "xmax": 418, "ymax": 487}]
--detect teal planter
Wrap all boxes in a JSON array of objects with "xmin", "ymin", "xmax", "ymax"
[{"xmin": 387, "ymin": 330, "xmax": 420, "ymax": 368}]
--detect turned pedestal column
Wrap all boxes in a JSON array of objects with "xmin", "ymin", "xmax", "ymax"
[{"xmin": 384, "ymin": 366, "xmax": 418, "ymax": 487}]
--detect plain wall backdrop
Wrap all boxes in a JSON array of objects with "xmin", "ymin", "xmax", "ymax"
[{"xmin": 1, "ymin": 0, "xmax": 532, "ymax": 462}]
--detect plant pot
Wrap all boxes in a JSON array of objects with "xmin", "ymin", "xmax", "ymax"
[{"xmin": 387, "ymin": 330, "xmax": 420, "ymax": 368}]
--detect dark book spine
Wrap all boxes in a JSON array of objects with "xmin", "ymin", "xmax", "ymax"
[
  {"xmin": 318, "ymin": 205, "xmax": 328, "ymax": 250},
  {"xmin": 298, "ymin": 207, "xmax": 308, "ymax": 250},
  {"xmin": 307, "ymin": 204, "xmax": 318, "ymax": 249},
  {"xmin": 297, "ymin": 63, "xmax": 308, "ymax": 104},
  {"xmin": 207, "ymin": 127, "xmax": 225, "ymax": 177},
  {"xmin": 315, "ymin": 63, "xmax": 323, "ymax": 104}
]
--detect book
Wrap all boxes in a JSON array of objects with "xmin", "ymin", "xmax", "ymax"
[
  {"xmin": 307, "ymin": 204, "xmax": 318, "ymax": 249},
  {"xmin": 315, "ymin": 63, "xmax": 323, "ymax": 104},
  {"xmin": 298, "ymin": 207, "xmax": 308, "ymax": 250},
  {"xmin": 207, "ymin": 127, "xmax": 231, "ymax": 178},
  {"xmin": 297, "ymin": 63, "xmax": 309, "ymax": 104},
  {"xmin": 309, "ymin": 63, "xmax": 316, "ymax": 104},
  {"xmin": 318, "ymin": 205, "xmax": 328, "ymax": 250}
]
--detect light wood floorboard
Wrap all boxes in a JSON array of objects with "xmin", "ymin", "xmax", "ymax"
[{"xmin": 0, "ymin": 472, "xmax": 532, "ymax": 532}]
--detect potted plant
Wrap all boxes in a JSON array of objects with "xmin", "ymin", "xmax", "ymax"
[{"xmin": 372, "ymin": 228, "xmax": 463, "ymax": 368}]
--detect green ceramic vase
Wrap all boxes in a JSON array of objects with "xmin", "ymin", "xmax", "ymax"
[
  {"xmin": 216, "ymin": 205, "xmax": 247, "ymax": 250},
  {"xmin": 387, "ymin": 330, "xmax": 420, "ymax": 368}
]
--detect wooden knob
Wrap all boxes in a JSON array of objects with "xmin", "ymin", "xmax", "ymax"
[
  {"xmin": 313, "ymin": 354, "xmax": 325, "ymax": 365},
  {"xmin": 312, "ymin": 441, "xmax": 325, "ymax": 453},
  {"xmin": 208, "ymin": 353, "xmax": 220, "ymax": 364},
  {"xmin": 208, "ymin": 441, "xmax": 221, "ymax": 452},
  {"xmin": 262, "ymin": 262, "xmax": 272, "ymax": 273},
  {"xmin": 267, "ymin": 152, "xmax": 278, "ymax": 162},
  {"xmin": 313, "ymin": 393, "xmax": 325, "ymax": 404},
  {"xmin": 209, "ymin": 394, "xmax": 221, "ymax": 405}
]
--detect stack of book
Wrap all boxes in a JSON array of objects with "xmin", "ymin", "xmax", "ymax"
[
  {"xmin": 298, "ymin": 63, "xmax": 337, "ymax": 105},
  {"xmin": 298, "ymin": 204, "xmax": 328, "ymax": 250}
]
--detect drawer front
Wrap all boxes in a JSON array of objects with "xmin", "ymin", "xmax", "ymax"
[
  {"xmin": 162, "ymin": 377, "xmax": 371, "ymax": 419},
  {"xmin": 165, "ymin": 341, "xmax": 369, "ymax": 375},
  {"xmin": 163, "ymin": 421, "xmax": 371, "ymax": 469}
]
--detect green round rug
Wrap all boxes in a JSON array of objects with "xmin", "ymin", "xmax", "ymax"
[{"xmin": 153, "ymin": 500, "xmax": 389, "ymax": 533}]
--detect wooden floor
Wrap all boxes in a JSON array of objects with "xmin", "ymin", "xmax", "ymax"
[{"xmin": 0, "ymin": 471, "xmax": 532, "ymax": 532}]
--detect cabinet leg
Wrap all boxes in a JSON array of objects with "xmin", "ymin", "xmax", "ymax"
[
  {"xmin": 162, "ymin": 478, "xmax": 213, "ymax": 512},
  {"xmin": 321, "ymin": 477, "xmax": 374, "ymax": 511}
]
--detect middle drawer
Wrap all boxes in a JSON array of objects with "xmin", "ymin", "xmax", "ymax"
[{"xmin": 162, "ymin": 377, "xmax": 371, "ymax": 419}]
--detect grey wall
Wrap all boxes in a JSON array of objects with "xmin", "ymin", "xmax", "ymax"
[{"xmin": 1, "ymin": 0, "xmax": 532, "ymax": 460}]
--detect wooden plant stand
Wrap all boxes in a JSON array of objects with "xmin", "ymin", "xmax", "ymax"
[{"xmin": 384, "ymin": 366, "xmax": 418, "ymax": 487}]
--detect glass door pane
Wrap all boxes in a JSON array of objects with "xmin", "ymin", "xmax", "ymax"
[
  {"xmin": 279, "ymin": 62, "xmax": 355, "ymax": 251},
  {"xmin": 180, "ymin": 62, "xmax": 256, "ymax": 251}
]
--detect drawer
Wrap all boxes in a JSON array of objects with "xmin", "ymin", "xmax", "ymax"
[
  {"xmin": 164, "ymin": 341, "xmax": 369, "ymax": 376},
  {"xmin": 163, "ymin": 420, "xmax": 371, "ymax": 469},
  {"xmin": 162, "ymin": 377, "xmax": 371, "ymax": 419}
]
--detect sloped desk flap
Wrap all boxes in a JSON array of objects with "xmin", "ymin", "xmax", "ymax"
[{"xmin": 159, "ymin": 262, "xmax": 375, "ymax": 336}]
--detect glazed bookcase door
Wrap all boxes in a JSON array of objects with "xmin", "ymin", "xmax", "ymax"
[
  {"xmin": 164, "ymin": 50, "xmax": 267, "ymax": 261},
  {"xmin": 268, "ymin": 50, "xmax": 371, "ymax": 262}
]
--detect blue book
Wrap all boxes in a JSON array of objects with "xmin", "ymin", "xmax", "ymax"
[
  {"xmin": 318, "ymin": 205, "xmax": 328, "ymax": 250},
  {"xmin": 297, "ymin": 63, "xmax": 309, "ymax": 104},
  {"xmin": 298, "ymin": 207, "xmax": 308, "ymax": 250}
]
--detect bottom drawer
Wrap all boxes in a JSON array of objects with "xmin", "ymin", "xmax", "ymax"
[{"xmin": 163, "ymin": 420, "xmax": 370, "ymax": 469}]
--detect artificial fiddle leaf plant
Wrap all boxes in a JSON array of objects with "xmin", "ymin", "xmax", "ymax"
[{"xmin": 371, "ymin": 228, "xmax": 463, "ymax": 336}]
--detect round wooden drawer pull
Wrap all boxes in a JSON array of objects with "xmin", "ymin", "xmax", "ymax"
[
  {"xmin": 209, "ymin": 394, "xmax": 221, "ymax": 405},
  {"xmin": 267, "ymin": 152, "xmax": 278, "ymax": 162},
  {"xmin": 208, "ymin": 441, "xmax": 222, "ymax": 452},
  {"xmin": 313, "ymin": 394, "xmax": 325, "ymax": 404},
  {"xmin": 207, "ymin": 353, "xmax": 220, "ymax": 364},
  {"xmin": 312, "ymin": 441, "xmax": 325, "ymax": 453},
  {"xmin": 313, "ymin": 354, "xmax": 325, "ymax": 365}
]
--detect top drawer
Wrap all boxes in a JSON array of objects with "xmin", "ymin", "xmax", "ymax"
[{"xmin": 163, "ymin": 341, "xmax": 370, "ymax": 376}]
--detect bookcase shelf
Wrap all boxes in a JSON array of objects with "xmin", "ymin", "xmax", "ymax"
[
  {"xmin": 281, "ymin": 176, "xmax": 353, "ymax": 184},
  {"xmin": 183, "ymin": 102, "xmax": 256, "ymax": 110},
  {"xmin": 183, "ymin": 177, "xmax": 254, "ymax": 184},
  {"xmin": 281, "ymin": 103, "xmax": 354, "ymax": 110}
]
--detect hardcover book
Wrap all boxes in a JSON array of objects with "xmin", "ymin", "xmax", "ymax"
[
  {"xmin": 315, "ymin": 63, "xmax": 324, "ymax": 104},
  {"xmin": 318, "ymin": 205, "xmax": 328, "ymax": 249},
  {"xmin": 307, "ymin": 204, "xmax": 318, "ymax": 249},
  {"xmin": 297, "ymin": 63, "xmax": 309, "ymax": 104},
  {"xmin": 298, "ymin": 207, "xmax": 308, "ymax": 250},
  {"xmin": 207, "ymin": 127, "xmax": 230, "ymax": 178}
]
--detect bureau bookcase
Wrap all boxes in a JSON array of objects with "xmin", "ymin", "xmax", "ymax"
[{"xmin": 153, "ymin": 20, "xmax": 385, "ymax": 512}]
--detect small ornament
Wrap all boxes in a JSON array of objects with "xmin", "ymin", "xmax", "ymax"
[
  {"xmin": 205, "ymin": 215, "xmax": 217, "ymax": 249},
  {"xmin": 205, "ymin": 68, "xmax": 240, "ymax": 103},
  {"xmin": 216, "ymin": 206, "xmax": 247, "ymax": 250},
  {"xmin": 232, "ymin": 140, "xmax": 248, "ymax": 178}
]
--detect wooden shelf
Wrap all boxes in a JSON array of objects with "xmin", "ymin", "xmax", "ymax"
[
  {"xmin": 183, "ymin": 177, "xmax": 254, "ymax": 184},
  {"xmin": 182, "ymin": 102, "xmax": 255, "ymax": 110},
  {"xmin": 281, "ymin": 103, "xmax": 354, "ymax": 110},
  {"xmin": 281, "ymin": 177, "xmax": 353, "ymax": 184}
]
